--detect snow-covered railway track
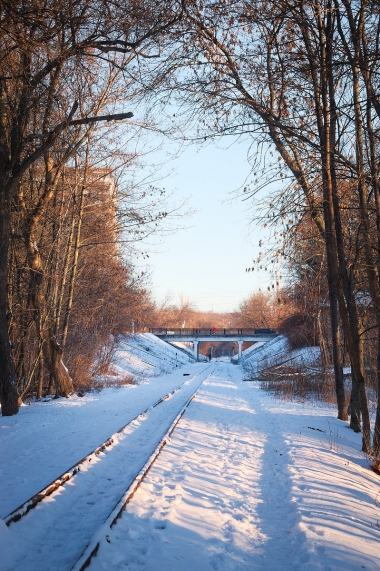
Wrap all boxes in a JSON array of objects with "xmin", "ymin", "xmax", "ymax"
[
  {"xmin": 1, "ymin": 364, "xmax": 214, "ymax": 571},
  {"xmin": 4, "ymin": 367, "xmax": 211, "ymax": 528},
  {"xmin": 71, "ymin": 366, "xmax": 214, "ymax": 571}
]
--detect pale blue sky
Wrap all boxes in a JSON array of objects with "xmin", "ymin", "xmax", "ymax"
[{"xmin": 140, "ymin": 139, "xmax": 273, "ymax": 312}]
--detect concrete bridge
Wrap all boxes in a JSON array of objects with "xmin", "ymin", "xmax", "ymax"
[{"xmin": 149, "ymin": 328, "xmax": 277, "ymax": 362}]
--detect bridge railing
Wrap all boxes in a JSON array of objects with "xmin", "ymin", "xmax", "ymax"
[{"xmin": 148, "ymin": 328, "xmax": 277, "ymax": 337}]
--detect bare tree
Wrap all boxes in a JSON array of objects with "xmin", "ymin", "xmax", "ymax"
[
  {"xmin": 144, "ymin": 0, "xmax": 380, "ymax": 452},
  {"xmin": 0, "ymin": 0, "xmax": 183, "ymax": 414}
]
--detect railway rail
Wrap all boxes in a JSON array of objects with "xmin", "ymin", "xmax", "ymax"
[
  {"xmin": 71, "ymin": 365, "xmax": 214, "ymax": 571},
  {"xmin": 4, "ymin": 366, "xmax": 211, "ymax": 528}
]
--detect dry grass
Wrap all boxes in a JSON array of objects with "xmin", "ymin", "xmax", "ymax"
[
  {"xmin": 103, "ymin": 375, "xmax": 135, "ymax": 387},
  {"xmin": 258, "ymin": 364, "xmax": 337, "ymax": 405},
  {"xmin": 370, "ymin": 459, "xmax": 380, "ymax": 476},
  {"xmin": 91, "ymin": 375, "xmax": 135, "ymax": 392}
]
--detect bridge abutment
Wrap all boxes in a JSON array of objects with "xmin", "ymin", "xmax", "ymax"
[
  {"xmin": 193, "ymin": 341, "xmax": 199, "ymax": 362},
  {"xmin": 237, "ymin": 340, "xmax": 243, "ymax": 362}
]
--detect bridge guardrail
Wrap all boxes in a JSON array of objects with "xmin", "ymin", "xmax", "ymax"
[{"xmin": 148, "ymin": 328, "xmax": 277, "ymax": 337}]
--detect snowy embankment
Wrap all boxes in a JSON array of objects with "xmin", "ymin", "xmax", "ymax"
[
  {"xmin": 240, "ymin": 335, "xmax": 321, "ymax": 378},
  {"xmin": 105, "ymin": 332, "xmax": 196, "ymax": 383}
]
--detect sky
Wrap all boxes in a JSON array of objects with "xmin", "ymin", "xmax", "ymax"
[{"xmin": 138, "ymin": 138, "xmax": 274, "ymax": 313}]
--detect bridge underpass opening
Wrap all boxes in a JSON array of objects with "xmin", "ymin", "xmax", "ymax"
[
  {"xmin": 192, "ymin": 340, "xmax": 255, "ymax": 361},
  {"xmin": 193, "ymin": 341, "xmax": 255, "ymax": 361}
]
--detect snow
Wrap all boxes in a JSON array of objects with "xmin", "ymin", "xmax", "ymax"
[
  {"xmin": 241, "ymin": 336, "xmax": 322, "ymax": 377},
  {"xmin": 107, "ymin": 333, "xmax": 196, "ymax": 383},
  {"xmin": 241, "ymin": 340, "xmax": 266, "ymax": 357},
  {"xmin": 240, "ymin": 335, "xmax": 289, "ymax": 375},
  {"xmin": 231, "ymin": 341, "xmax": 266, "ymax": 363},
  {"xmin": 1, "ymin": 341, "xmax": 379, "ymax": 571},
  {"xmin": 0, "ymin": 338, "xmax": 197, "ymax": 521},
  {"xmin": 0, "ymin": 364, "xmax": 213, "ymax": 571},
  {"xmin": 0, "ymin": 333, "xmax": 195, "ymax": 521},
  {"xmin": 82, "ymin": 364, "xmax": 380, "ymax": 571}
]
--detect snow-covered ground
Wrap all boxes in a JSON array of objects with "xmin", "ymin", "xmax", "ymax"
[
  {"xmin": 84, "ymin": 363, "xmax": 380, "ymax": 571},
  {"xmin": 1, "ymin": 347, "xmax": 379, "ymax": 571},
  {"xmin": 0, "ymin": 333, "xmax": 195, "ymax": 521},
  {"xmin": 0, "ymin": 368, "xmax": 203, "ymax": 520}
]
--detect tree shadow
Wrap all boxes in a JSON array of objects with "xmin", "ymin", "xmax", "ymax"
[{"xmin": 255, "ymin": 411, "xmax": 380, "ymax": 571}]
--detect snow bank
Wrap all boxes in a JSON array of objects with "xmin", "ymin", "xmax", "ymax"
[
  {"xmin": 241, "ymin": 335, "xmax": 289, "ymax": 376},
  {"xmin": 230, "ymin": 341, "xmax": 266, "ymax": 363},
  {"xmin": 289, "ymin": 345, "xmax": 321, "ymax": 367},
  {"xmin": 105, "ymin": 333, "xmax": 196, "ymax": 384},
  {"xmin": 241, "ymin": 335, "xmax": 321, "ymax": 378}
]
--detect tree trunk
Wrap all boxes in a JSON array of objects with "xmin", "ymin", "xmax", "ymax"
[
  {"xmin": 48, "ymin": 374, "xmax": 54, "ymax": 395},
  {"xmin": 36, "ymin": 355, "xmax": 44, "ymax": 399},
  {"xmin": 349, "ymin": 366, "xmax": 361, "ymax": 433},
  {"xmin": 0, "ymin": 185, "xmax": 19, "ymax": 415},
  {"xmin": 25, "ymin": 229, "xmax": 75, "ymax": 398},
  {"xmin": 61, "ymin": 137, "xmax": 90, "ymax": 350},
  {"xmin": 61, "ymin": 175, "xmax": 86, "ymax": 349},
  {"xmin": 373, "ymin": 335, "xmax": 380, "ymax": 456},
  {"xmin": 42, "ymin": 327, "xmax": 74, "ymax": 397},
  {"xmin": 55, "ymin": 196, "xmax": 77, "ymax": 335},
  {"xmin": 328, "ymin": 296, "xmax": 347, "ymax": 420},
  {"xmin": 316, "ymin": 2, "xmax": 369, "ymax": 449},
  {"xmin": 317, "ymin": 311, "xmax": 329, "ymax": 383}
]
